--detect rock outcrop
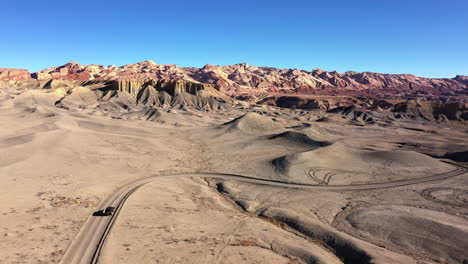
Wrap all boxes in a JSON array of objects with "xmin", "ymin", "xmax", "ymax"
[
  {"xmin": 109, "ymin": 79, "xmax": 222, "ymax": 97},
  {"xmin": 256, "ymin": 95, "xmax": 367, "ymax": 111},
  {"xmin": 3, "ymin": 61, "xmax": 464, "ymax": 98},
  {"xmin": 111, "ymin": 80, "xmax": 143, "ymax": 96},
  {"xmin": 392, "ymin": 101, "xmax": 468, "ymax": 121},
  {"xmin": 105, "ymin": 79, "xmax": 230, "ymax": 111},
  {"xmin": 254, "ymin": 94, "xmax": 467, "ymax": 121},
  {"xmin": 454, "ymin": 75, "xmax": 468, "ymax": 86},
  {"xmin": 32, "ymin": 62, "xmax": 92, "ymax": 80},
  {"xmin": 327, "ymin": 106, "xmax": 374, "ymax": 123},
  {"xmin": 0, "ymin": 68, "xmax": 31, "ymax": 80},
  {"xmin": 144, "ymin": 79, "xmax": 219, "ymax": 95}
]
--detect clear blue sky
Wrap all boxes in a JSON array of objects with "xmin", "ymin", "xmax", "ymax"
[{"xmin": 1, "ymin": 0, "xmax": 467, "ymax": 77}]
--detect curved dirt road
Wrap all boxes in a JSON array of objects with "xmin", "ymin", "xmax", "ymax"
[{"xmin": 60, "ymin": 162, "xmax": 467, "ymax": 264}]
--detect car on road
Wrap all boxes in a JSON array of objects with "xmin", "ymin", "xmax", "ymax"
[{"xmin": 102, "ymin": 206, "xmax": 115, "ymax": 216}]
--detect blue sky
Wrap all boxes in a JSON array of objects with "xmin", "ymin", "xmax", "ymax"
[{"xmin": 1, "ymin": 0, "xmax": 467, "ymax": 77}]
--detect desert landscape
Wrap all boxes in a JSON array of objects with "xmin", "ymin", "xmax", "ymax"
[{"xmin": 0, "ymin": 61, "xmax": 467, "ymax": 264}]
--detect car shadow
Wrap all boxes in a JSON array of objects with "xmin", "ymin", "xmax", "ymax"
[{"xmin": 92, "ymin": 210, "xmax": 105, "ymax": 216}]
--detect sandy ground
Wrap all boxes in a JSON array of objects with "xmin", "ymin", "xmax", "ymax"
[
  {"xmin": 100, "ymin": 177, "xmax": 340, "ymax": 264},
  {"xmin": 0, "ymin": 83, "xmax": 467, "ymax": 263}
]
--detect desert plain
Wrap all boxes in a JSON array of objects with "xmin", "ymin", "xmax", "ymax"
[{"xmin": 0, "ymin": 63, "xmax": 467, "ymax": 264}]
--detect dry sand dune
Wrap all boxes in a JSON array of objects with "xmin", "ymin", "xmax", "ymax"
[
  {"xmin": 267, "ymin": 131, "xmax": 331, "ymax": 150},
  {"xmin": 0, "ymin": 82, "xmax": 467, "ymax": 264},
  {"xmin": 222, "ymin": 112, "xmax": 284, "ymax": 134}
]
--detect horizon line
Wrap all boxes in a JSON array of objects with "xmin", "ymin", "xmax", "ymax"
[{"xmin": 2, "ymin": 60, "xmax": 466, "ymax": 80}]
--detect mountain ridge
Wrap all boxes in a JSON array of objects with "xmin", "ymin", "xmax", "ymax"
[{"xmin": 1, "ymin": 61, "xmax": 466, "ymax": 98}]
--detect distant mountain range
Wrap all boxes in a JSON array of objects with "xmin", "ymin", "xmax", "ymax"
[{"xmin": 1, "ymin": 61, "xmax": 467, "ymax": 98}]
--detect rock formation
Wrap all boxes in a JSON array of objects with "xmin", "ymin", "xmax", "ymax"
[
  {"xmin": 111, "ymin": 80, "xmax": 143, "ymax": 96},
  {"xmin": 392, "ymin": 101, "xmax": 468, "ymax": 121},
  {"xmin": 100, "ymin": 79, "xmax": 230, "ymax": 111},
  {"xmin": 1, "ymin": 61, "xmax": 466, "ymax": 118},
  {"xmin": 32, "ymin": 61, "xmax": 92, "ymax": 80},
  {"xmin": 0, "ymin": 68, "xmax": 31, "ymax": 80},
  {"xmin": 2, "ymin": 61, "xmax": 464, "ymax": 98}
]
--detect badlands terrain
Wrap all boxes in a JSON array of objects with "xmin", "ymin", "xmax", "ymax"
[{"xmin": 0, "ymin": 62, "xmax": 467, "ymax": 264}]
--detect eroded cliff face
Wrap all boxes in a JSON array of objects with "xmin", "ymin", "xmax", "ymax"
[
  {"xmin": 4, "ymin": 61, "xmax": 464, "ymax": 98},
  {"xmin": 392, "ymin": 101, "xmax": 468, "ymax": 121},
  {"xmin": 146, "ymin": 79, "xmax": 219, "ymax": 95},
  {"xmin": 252, "ymin": 94, "xmax": 468, "ymax": 121},
  {"xmin": 111, "ymin": 80, "xmax": 143, "ymax": 96},
  {"xmin": 109, "ymin": 79, "xmax": 220, "ymax": 97}
]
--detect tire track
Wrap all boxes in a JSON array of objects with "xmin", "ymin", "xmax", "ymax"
[{"xmin": 61, "ymin": 161, "xmax": 467, "ymax": 264}]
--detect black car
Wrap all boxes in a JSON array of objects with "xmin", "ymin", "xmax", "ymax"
[{"xmin": 102, "ymin": 206, "xmax": 115, "ymax": 216}]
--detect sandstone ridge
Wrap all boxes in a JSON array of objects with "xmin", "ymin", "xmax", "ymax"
[{"xmin": 2, "ymin": 61, "xmax": 466, "ymax": 98}]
